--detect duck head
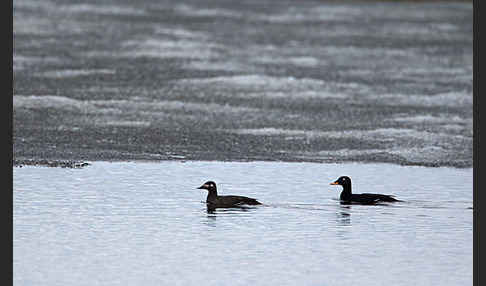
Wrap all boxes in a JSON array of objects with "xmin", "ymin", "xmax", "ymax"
[
  {"xmin": 330, "ymin": 176, "xmax": 352, "ymax": 187},
  {"xmin": 197, "ymin": 181, "xmax": 217, "ymax": 192}
]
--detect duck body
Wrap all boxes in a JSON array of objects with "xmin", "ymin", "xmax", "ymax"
[
  {"xmin": 198, "ymin": 181, "xmax": 262, "ymax": 209},
  {"xmin": 340, "ymin": 191, "xmax": 400, "ymax": 205},
  {"xmin": 331, "ymin": 176, "xmax": 401, "ymax": 205},
  {"xmin": 206, "ymin": 194, "xmax": 262, "ymax": 208}
]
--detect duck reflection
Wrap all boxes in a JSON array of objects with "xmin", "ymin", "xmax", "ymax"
[
  {"xmin": 336, "ymin": 205, "xmax": 351, "ymax": 226},
  {"xmin": 206, "ymin": 205, "xmax": 253, "ymax": 214}
]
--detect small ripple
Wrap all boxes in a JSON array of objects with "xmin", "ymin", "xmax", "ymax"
[{"xmin": 266, "ymin": 203, "xmax": 336, "ymax": 211}]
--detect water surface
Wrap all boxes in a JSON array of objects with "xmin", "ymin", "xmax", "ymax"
[
  {"xmin": 13, "ymin": 161, "xmax": 473, "ymax": 286},
  {"xmin": 13, "ymin": 0, "xmax": 473, "ymax": 167}
]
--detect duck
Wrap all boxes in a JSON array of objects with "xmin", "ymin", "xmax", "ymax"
[
  {"xmin": 197, "ymin": 181, "xmax": 262, "ymax": 209},
  {"xmin": 330, "ymin": 176, "xmax": 401, "ymax": 204}
]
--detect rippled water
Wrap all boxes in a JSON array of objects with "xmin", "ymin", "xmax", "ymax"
[
  {"xmin": 13, "ymin": 0, "xmax": 473, "ymax": 167},
  {"xmin": 13, "ymin": 161, "xmax": 473, "ymax": 286}
]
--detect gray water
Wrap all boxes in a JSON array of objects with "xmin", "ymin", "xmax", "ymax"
[
  {"xmin": 13, "ymin": 161, "xmax": 473, "ymax": 286},
  {"xmin": 13, "ymin": 0, "xmax": 473, "ymax": 167}
]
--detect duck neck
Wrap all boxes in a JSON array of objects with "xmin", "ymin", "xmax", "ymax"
[
  {"xmin": 206, "ymin": 189, "xmax": 218, "ymax": 203},
  {"xmin": 339, "ymin": 184, "xmax": 352, "ymax": 201}
]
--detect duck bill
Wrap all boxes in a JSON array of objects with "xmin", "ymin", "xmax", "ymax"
[
  {"xmin": 330, "ymin": 182, "xmax": 339, "ymax": 185},
  {"xmin": 197, "ymin": 184, "xmax": 208, "ymax": 190}
]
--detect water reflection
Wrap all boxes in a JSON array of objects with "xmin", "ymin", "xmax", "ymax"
[
  {"xmin": 205, "ymin": 213, "xmax": 217, "ymax": 227},
  {"xmin": 336, "ymin": 206, "xmax": 352, "ymax": 226},
  {"xmin": 205, "ymin": 205, "xmax": 256, "ymax": 214},
  {"xmin": 207, "ymin": 207, "xmax": 216, "ymax": 214}
]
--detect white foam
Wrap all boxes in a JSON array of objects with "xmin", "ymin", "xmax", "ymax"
[
  {"xmin": 183, "ymin": 60, "xmax": 250, "ymax": 72},
  {"xmin": 244, "ymin": 90, "xmax": 346, "ymax": 99},
  {"xmin": 178, "ymin": 75, "xmax": 326, "ymax": 91},
  {"xmin": 374, "ymin": 92, "xmax": 473, "ymax": 107},
  {"xmin": 228, "ymin": 128, "xmax": 314, "ymax": 137},
  {"xmin": 178, "ymin": 75, "xmax": 366, "ymax": 98},
  {"xmin": 101, "ymin": 121, "xmax": 151, "ymax": 127},
  {"xmin": 73, "ymin": 86, "xmax": 124, "ymax": 94},
  {"xmin": 90, "ymin": 99, "xmax": 258, "ymax": 115},
  {"xmin": 174, "ymin": 4, "xmax": 242, "ymax": 19},
  {"xmin": 13, "ymin": 95, "xmax": 95, "ymax": 112},
  {"xmin": 80, "ymin": 51, "xmax": 124, "ymax": 59},
  {"xmin": 14, "ymin": 95, "xmax": 259, "ymax": 122},
  {"xmin": 225, "ymin": 127, "xmax": 469, "ymax": 145},
  {"xmin": 40, "ymin": 69, "xmax": 116, "ymax": 78},
  {"xmin": 14, "ymin": 8, "xmax": 101, "ymax": 36},
  {"xmin": 324, "ymin": 46, "xmax": 411, "ymax": 58},
  {"xmin": 13, "ymin": 0, "xmax": 54, "ymax": 10},
  {"xmin": 312, "ymin": 148, "xmax": 388, "ymax": 157},
  {"xmin": 155, "ymin": 28, "xmax": 209, "ymax": 40},
  {"xmin": 431, "ymin": 23, "xmax": 460, "ymax": 32},
  {"xmin": 288, "ymin": 57, "xmax": 320, "ymax": 67},
  {"xmin": 380, "ymin": 23, "xmax": 437, "ymax": 37},
  {"xmin": 397, "ymin": 67, "xmax": 469, "ymax": 75},
  {"xmin": 252, "ymin": 6, "xmax": 364, "ymax": 23},
  {"xmin": 13, "ymin": 55, "xmax": 61, "ymax": 71},
  {"xmin": 305, "ymin": 145, "xmax": 453, "ymax": 163},
  {"xmin": 121, "ymin": 39, "xmax": 219, "ymax": 59},
  {"xmin": 392, "ymin": 115, "xmax": 469, "ymax": 124},
  {"xmin": 59, "ymin": 4, "xmax": 146, "ymax": 15},
  {"xmin": 441, "ymin": 124, "xmax": 469, "ymax": 132},
  {"xmin": 253, "ymin": 56, "xmax": 321, "ymax": 67}
]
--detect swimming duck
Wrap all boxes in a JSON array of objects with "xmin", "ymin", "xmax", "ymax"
[
  {"xmin": 330, "ymin": 176, "xmax": 401, "ymax": 204},
  {"xmin": 197, "ymin": 181, "xmax": 262, "ymax": 209}
]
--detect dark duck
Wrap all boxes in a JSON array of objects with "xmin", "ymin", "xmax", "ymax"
[
  {"xmin": 197, "ymin": 181, "xmax": 262, "ymax": 209},
  {"xmin": 330, "ymin": 176, "xmax": 401, "ymax": 204}
]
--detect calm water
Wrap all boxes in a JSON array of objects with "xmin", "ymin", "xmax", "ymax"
[{"xmin": 13, "ymin": 161, "xmax": 472, "ymax": 286}]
